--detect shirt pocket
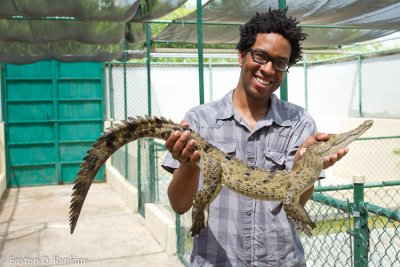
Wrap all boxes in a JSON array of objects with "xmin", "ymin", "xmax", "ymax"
[
  {"xmin": 263, "ymin": 147, "xmax": 286, "ymax": 171},
  {"xmin": 212, "ymin": 141, "xmax": 237, "ymax": 157}
]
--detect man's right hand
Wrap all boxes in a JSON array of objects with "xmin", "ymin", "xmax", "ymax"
[
  {"xmin": 166, "ymin": 120, "xmax": 201, "ymax": 214},
  {"xmin": 164, "ymin": 120, "xmax": 201, "ymax": 165}
]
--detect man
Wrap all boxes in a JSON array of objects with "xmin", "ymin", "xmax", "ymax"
[{"xmin": 162, "ymin": 9, "xmax": 347, "ymax": 267}]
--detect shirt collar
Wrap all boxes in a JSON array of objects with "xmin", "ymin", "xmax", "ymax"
[
  {"xmin": 215, "ymin": 90, "xmax": 235, "ymax": 120},
  {"xmin": 215, "ymin": 90, "xmax": 292, "ymax": 127},
  {"xmin": 264, "ymin": 94, "xmax": 292, "ymax": 127}
]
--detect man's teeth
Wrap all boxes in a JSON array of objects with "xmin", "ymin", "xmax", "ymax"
[{"xmin": 255, "ymin": 77, "xmax": 272, "ymax": 86}]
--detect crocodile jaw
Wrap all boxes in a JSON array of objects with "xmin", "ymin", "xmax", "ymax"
[{"xmin": 316, "ymin": 120, "xmax": 373, "ymax": 158}]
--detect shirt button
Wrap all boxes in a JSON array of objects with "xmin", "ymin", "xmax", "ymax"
[{"xmin": 246, "ymin": 211, "xmax": 252, "ymax": 216}]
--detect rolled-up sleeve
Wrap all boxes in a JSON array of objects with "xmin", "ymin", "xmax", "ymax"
[
  {"xmin": 285, "ymin": 119, "xmax": 317, "ymax": 169},
  {"xmin": 285, "ymin": 116, "xmax": 326, "ymax": 179}
]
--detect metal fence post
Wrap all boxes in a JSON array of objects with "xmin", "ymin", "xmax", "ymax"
[
  {"xmin": 353, "ymin": 175, "xmax": 369, "ymax": 267},
  {"xmin": 149, "ymin": 141, "xmax": 156, "ymax": 203},
  {"xmin": 122, "ymin": 39, "xmax": 129, "ymax": 180},
  {"xmin": 176, "ymin": 214, "xmax": 183, "ymax": 261},
  {"xmin": 197, "ymin": 0, "xmax": 204, "ymax": 105},
  {"xmin": 278, "ymin": 0, "xmax": 288, "ymax": 101},
  {"xmin": 137, "ymin": 140, "xmax": 143, "ymax": 214},
  {"xmin": 303, "ymin": 56, "xmax": 308, "ymax": 111},
  {"xmin": 357, "ymin": 55, "xmax": 363, "ymax": 117},
  {"xmin": 145, "ymin": 23, "xmax": 156, "ymax": 204}
]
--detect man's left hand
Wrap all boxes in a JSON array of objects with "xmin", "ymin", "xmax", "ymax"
[{"xmin": 296, "ymin": 133, "xmax": 349, "ymax": 169}]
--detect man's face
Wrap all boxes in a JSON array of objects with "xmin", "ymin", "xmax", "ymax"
[{"xmin": 238, "ymin": 33, "xmax": 292, "ymax": 100}]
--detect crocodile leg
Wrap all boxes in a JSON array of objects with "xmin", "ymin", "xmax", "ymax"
[
  {"xmin": 190, "ymin": 157, "xmax": 223, "ymax": 236},
  {"xmin": 282, "ymin": 184, "xmax": 316, "ymax": 236},
  {"xmin": 284, "ymin": 203, "xmax": 316, "ymax": 236}
]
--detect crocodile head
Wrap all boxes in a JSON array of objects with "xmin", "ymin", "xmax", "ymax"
[
  {"xmin": 315, "ymin": 120, "xmax": 373, "ymax": 158},
  {"xmin": 295, "ymin": 120, "xmax": 374, "ymax": 173}
]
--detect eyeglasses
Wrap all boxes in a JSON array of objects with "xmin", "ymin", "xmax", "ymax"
[{"xmin": 249, "ymin": 48, "xmax": 291, "ymax": 72}]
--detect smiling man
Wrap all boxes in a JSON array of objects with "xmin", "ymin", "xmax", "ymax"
[{"xmin": 162, "ymin": 9, "xmax": 347, "ymax": 267}]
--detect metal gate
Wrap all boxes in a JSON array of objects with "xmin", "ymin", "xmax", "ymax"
[{"xmin": 2, "ymin": 60, "xmax": 104, "ymax": 187}]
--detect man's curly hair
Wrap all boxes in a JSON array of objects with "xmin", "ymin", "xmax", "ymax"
[{"xmin": 236, "ymin": 8, "xmax": 307, "ymax": 65}]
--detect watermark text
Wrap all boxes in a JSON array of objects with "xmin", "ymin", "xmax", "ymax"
[{"xmin": 1, "ymin": 255, "xmax": 89, "ymax": 265}]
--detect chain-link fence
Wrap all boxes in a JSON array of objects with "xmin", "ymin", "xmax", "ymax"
[
  {"xmin": 105, "ymin": 50, "xmax": 400, "ymax": 266},
  {"xmin": 175, "ymin": 185, "xmax": 400, "ymax": 267},
  {"xmin": 304, "ymin": 182, "xmax": 400, "ymax": 267},
  {"xmin": 298, "ymin": 51, "xmax": 400, "ymax": 120}
]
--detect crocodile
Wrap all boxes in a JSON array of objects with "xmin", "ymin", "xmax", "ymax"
[{"xmin": 69, "ymin": 116, "xmax": 373, "ymax": 236}]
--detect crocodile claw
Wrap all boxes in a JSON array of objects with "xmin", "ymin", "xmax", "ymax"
[{"xmin": 189, "ymin": 207, "xmax": 206, "ymax": 237}]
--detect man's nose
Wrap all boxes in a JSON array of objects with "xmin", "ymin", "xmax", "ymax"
[{"xmin": 260, "ymin": 61, "xmax": 275, "ymax": 73}]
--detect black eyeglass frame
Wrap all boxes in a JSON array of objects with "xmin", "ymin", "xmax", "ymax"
[{"xmin": 249, "ymin": 48, "xmax": 292, "ymax": 72}]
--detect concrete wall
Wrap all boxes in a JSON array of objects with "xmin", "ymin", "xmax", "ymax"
[
  {"xmin": 104, "ymin": 120, "xmax": 177, "ymax": 255},
  {"xmin": 105, "ymin": 161, "xmax": 177, "ymax": 255},
  {"xmin": 105, "ymin": 160, "xmax": 138, "ymax": 214},
  {"xmin": 144, "ymin": 203, "xmax": 176, "ymax": 256}
]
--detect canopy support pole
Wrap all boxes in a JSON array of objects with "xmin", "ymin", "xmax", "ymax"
[
  {"xmin": 197, "ymin": 0, "xmax": 205, "ymax": 104},
  {"xmin": 278, "ymin": 0, "xmax": 288, "ymax": 101}
]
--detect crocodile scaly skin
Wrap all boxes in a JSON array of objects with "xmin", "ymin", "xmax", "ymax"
[{"xmin": 69, "ymin": 116, "xmax": 373, "ymax": 236}]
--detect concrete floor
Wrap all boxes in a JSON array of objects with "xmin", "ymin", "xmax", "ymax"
[{"xmin": 0, "ymin": 183, "xmax": 184, "ymax": 267}]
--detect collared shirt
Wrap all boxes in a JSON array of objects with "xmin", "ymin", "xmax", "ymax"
[{"xmin": 162, "ymin": 90, "xmax": 318, "ymax": 267}]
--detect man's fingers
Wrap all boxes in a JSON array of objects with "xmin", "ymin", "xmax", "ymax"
[
  {"xmin": 301, "ymin": 133, "xmax": 327, "ymax": 149},
  {"xmin": 335, "ymin": 147, "xmax": 349, "ymax": 162},
  {"xmin": 314, "ymin": 133, "xmax": 329, "ymax": 142},
  {"xmin": 190, "ymin": 150, "xmax": 201, "ymax": 163},
  {"xmin": 323, "ymin": 158, "xmax": 331, "ymax": 169},
  {"xmin": 164, "ymin": 120, "xmax": 200, "ymax": 163},
  {"xmin": 165, "ymin": 130, "xmax": 199, "ymax": 164},
  {"xmin": 323, "ymin": 147, "xmax": 349, "ymax": 168},
  {"xmin": 340, "ymin": 147, "xmax": 349, "ymax": 156},
  {"xmin": 171, "ymin": 131, "xmax": 190, "ymax": 158},
  {"xmin": 180, "ymin": 120, "xmax": 190, "ymax": 128},
  {"xmin": 180, "ymin": 139, "xmax": 197, "ymax": 160},
  {"xmin": 165, "ymin": 131, "xmax": 180, "ymax": 151},
  {"xmin": 298, "ymin": 144, "xmax": 307, "ymax": 157},
  {"xmin": 298, "ymin": 133, "xmax": 351, "ymax": 169}
]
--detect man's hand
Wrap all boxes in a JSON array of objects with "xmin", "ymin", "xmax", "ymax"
[
  {"xmin": 164, "ymin": 120, "xmax": 200, "ymax": 165},
  {"xmin": 295, "ymin": 133, "xmax": 349, "ymax": 169},
  {"xmin": 166, "ymin": 120, "xmax": 201, "ymax": 214}
]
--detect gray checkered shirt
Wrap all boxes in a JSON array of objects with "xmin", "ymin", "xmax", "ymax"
[{"xmin": 162, "ymin": 90, "xmax": 318, "ymax": 267}]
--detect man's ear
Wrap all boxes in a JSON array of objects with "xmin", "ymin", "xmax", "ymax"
[{"xmin": 238, "ymin": 51, "xmax": 246, "ymax": 67}]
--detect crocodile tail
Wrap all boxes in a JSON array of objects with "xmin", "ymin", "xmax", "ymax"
[{"xmin": 69, "ymin": 115, "xmax": 185, "ymax": 234}]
